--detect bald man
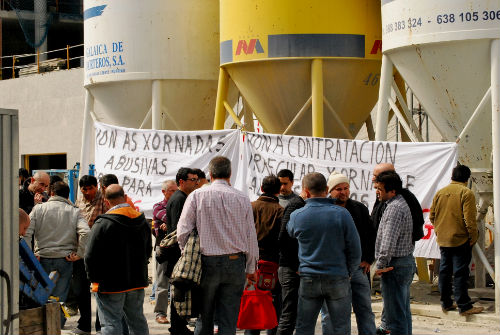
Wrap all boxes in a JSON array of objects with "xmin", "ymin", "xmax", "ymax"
[
  {"xmin": 19, "ymin": 208, "xmax": 30, "ymax": 237},
  {"xmin": 85, "ymin": 184, "xmax": 151, "ymax": 335},
  {"xmin": 371, "ymin": 163, "xmax": 424, "ymax": 241},
  {"xmin": 19, "ymin": 171, "xmax": 50, "ymax": 214}
]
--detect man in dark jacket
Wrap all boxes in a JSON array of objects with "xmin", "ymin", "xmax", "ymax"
[
  {"xmin": 322, "ymin": 172, "xmax": 376, "ymax": 335},
  {"xmin": 249, "ymin": 175, "xmax": 284, "ymax": 335},
  {"xmin": 371, "ymin": 163, "xmax": 424, "ymax": 241},
  {"xmin": 277, "ymin": 192, "xmax": 305, "ymax": 335},
  {"xmin": 165, "ymin": 167, "xmax": 199, "ymax": 335},
  {"xmin": 84, "ymin": 184, "xmax": 151, "ymax": 335},
  {"xmin": 19, "ymin": 171, "xmax": 49, "ymax": 214}
]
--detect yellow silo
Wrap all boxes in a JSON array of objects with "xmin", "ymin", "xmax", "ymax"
[{"xmin": 214, "ymin": 0, "xmax": 382, "ymax": 138}]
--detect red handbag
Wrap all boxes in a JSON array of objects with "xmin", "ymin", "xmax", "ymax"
[
  {"xmin": 256, "ymin": 260, "xmax": 279, "ymax": 290},
  {"xmin": 237, "ymin": 284, "xmax": 278, "ymax": 330}
]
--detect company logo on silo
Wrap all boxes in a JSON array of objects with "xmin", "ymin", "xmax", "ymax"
[
  {"xmin": 235, "ymin": 39, "xmax": 264, "ymax": 55},
  {"xmin": 84, "ymin": 5, "xmax": 107, "ymax": 20}
]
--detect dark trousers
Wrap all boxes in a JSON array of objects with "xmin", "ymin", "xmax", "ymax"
[
  {"xmin": 70, "ymin": 259, "xmax": 100, "ymax": 332},
  {"xmin": 276, "ymin": 266, "xmax": 300, "ymax": 335},
  {"xmin": 167, "ymin": 252, "xmax": 189, "ymax": 333},
  {"xmin": 439, "ymin": 241, "xmax": 473, "ymax": 313}
]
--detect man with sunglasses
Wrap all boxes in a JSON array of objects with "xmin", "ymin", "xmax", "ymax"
[{"xmin": 164, "ymin": 167, "xmax": 199, "ymax": 335}]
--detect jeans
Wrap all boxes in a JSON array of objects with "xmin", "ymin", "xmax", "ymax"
[
  {"xmin": 276, "ymin": 267, "xmax": 300, "ymax": 335},
  {"xmin": 295, "ymin": 274, "xmax": 351, "ymax": 335},
  {"xmin": 439, "ymin": 242, "xmax": 473, "ymax": 313},
  {"xmin": 95, "ymin": 289, "xmax": 149, "ymax": 335},
  {"xmin": 244, "ymin": 282, "xmax": 282, "ymax": 335},
  {"xmin": 194, "ymin": 253, "xmax": 246, "ymax": 335},
  {"xmin": 154, "ymin": 248, "xmax": 170, "ymax": 317},
  {"xmin": 380, "ymin": 255, "xmax": 415, "ymax": 335},
  {"xmin": 321, "ymin": 266, "xmax": 376, "ymax": 335},
  {"xmin": 40, "ymin": 257, "xmax": 73, "ymax": 328}
]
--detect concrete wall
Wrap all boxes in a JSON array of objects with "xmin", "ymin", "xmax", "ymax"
[{"xmin": 0, "ymin": 68, "xmax": 92, "ymax": 168}]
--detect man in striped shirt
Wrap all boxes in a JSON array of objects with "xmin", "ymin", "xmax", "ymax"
[
  {"xmin": 177, "ymin": 156, "xmax": 259, "ymax": 335},
  {"xmin": 374, "ymin": 171, "xmax": 415, "ymax": 335}
]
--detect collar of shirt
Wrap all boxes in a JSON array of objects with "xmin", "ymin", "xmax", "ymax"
[
  {"xmin": 305, "ymin": 197, "xmax": 335, "ymax": 205},
  {"xmin": 211, "ymin": 179, "xmax": 230, "ymax": 186},
  {"xmin": 107, "ymin": 203, "xmax": 130, "ymax": 213}
]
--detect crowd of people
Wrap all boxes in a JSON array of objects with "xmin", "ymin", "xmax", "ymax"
[{"xmin": 17, "ymin": 157, "xmax": 483, "ymax": 335}]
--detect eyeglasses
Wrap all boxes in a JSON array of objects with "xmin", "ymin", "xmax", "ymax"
[{"xmin": 186, "ymin": 178, "xmax": 199, "ymax": 182}]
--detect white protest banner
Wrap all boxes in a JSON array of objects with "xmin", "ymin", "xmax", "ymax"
[
  {"xmin": 94, "ymin": 122, "xmax": 241, "ymax": 218},
  {"xmin": 242, "ymin": 132, "xmax": 458, "ymax": 259}
]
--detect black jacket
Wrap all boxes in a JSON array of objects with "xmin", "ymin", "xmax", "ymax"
[
  {"xmin": 278, "ymin": 196, "xmax": 306, "ymax": 271},
  {"xmin": 344, "ymin": 199, "xmax": 376, "ymax": 264},
  {"xmin": 19, "ymin": 184, "xmax": 35, "ymax": 214},
  {"xmin": 164, "ymin": 189, "xmax": 187, "ymax": 272},
  {"xmin": 371, "ymin": 188, "xmax": 424, "ymax": 242},
  {"xmin": 166, "ymin": 190, "xmax": 187, "ymax": 234},
  {"xmin": 84, "ymin": 206, "xmax": 152, "ymax": 293}
]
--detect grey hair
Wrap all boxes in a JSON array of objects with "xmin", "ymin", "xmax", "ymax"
[
  {"xmin": 161, "ymin": 179, "xmax": 176, "ymax": 190},
  {"xmin": 208, "ymin": 156, "xmax": 231, "ymax": 179}
]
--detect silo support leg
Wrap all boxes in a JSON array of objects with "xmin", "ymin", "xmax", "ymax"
[
  {"xmin": 152, "ymin": 80, "xmax": 163, "ymax": 130},
  {"xmin": 311, "ymin": 59, "xmax": 324, "ymax": 138},
  {"xmin": 375, "ymin": 55, "xmax": 393, "ymax": 141},
  {"xmin": 79, "ymin": 89, "xmax": 95, "ymax": 187},
  {"xmin": 283, "ymin": 96, "xmax": 312, "ymax": 135},
  {"xmin": 490, "ymin": 38, "xmax": 500, "ymax": 315},
  {"xmin": 214, "ymin": 68, "xmax": 230, "ymax": 130},
  {"xmin": 457, "ymin": 88, "xmax": 491, "ymax": 143}
]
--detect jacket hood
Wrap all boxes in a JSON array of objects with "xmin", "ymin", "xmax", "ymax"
[{"xmin": 97, "ymin": 206, "xmax": 147, "ymax": 230}]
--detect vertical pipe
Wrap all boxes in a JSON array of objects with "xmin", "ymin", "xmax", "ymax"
[
  {"xmin": 491, "ymin": 38, "xmax": 500, "ymax": 316},
  {"xmin": 311, "ymin": 59, "xmax": 324, "ymax": 137},
  {"xmin": 12, "ymin": 56, "xmax": 15, "ymax": 78},
  {"xmin": 79, "ymin": 90, "xmax": 95, "ymax": 183},
  {"xmin": 34, "ymin": 0, "xmax": 47, "ymax": 61},
  {"xmin": 66, "ymin": 45, "xmax": 70, "ymax": 70},
  {"xmin": 375, "ymin": 55, "xmax": 393, "ymax": 141},
  {"xmin": 152, "ymin": 80, "xmax": 162, "ymax": 130},
  {"xmin": 37, "ymin": 50, "xmax": 40, "ymax": 74},
  {"xmin": 214, "ymin": 67, "xmax": 229, "ymax": 130}
]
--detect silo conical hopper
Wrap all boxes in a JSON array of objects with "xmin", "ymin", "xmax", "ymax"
[
  {"xmin": 214, "ymin": 0, "xmax": 382, "ymax": 138},
  {"xmin": 83, "ymin": 0, "xmax": 219, "ymax": 130}
]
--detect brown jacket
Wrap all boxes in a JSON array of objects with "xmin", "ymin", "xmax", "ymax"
[
  {"xmin": 252, "ymin": 195, "xmax": 284, "ymax": 263},
  {"xmin": 430, "ymin": 181, "xmax": 477, "ymax": 247}
]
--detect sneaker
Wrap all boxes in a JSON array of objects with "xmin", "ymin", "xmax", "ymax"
[
  {"xmin": 442, "ymin": 303, "xmax": 458, "ymax": 313},
  {"xmin": 376, "ymin": 326, "xmax": 390, "ymax": 334},
  {"xmin": 459, "ymin": 306, "xmax": 484, "ymax": 316},
  {"xmin": 70, "ymin": 328, "xmax": 91, "ymax": 335}
]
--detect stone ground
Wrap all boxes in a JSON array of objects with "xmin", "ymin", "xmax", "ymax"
[{"xmin": 62, "ymin": 263, "xmax": 499, "ymax": 335}]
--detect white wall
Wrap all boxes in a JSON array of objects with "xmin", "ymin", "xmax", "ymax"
[{"xmin": 0, "ymin": 68, "xmax": 92, "ymax": 169}]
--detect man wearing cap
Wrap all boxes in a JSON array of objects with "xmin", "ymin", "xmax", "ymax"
[{"xmin": 321, "ymin": 172, "xmax": 377, "ymax": 335}]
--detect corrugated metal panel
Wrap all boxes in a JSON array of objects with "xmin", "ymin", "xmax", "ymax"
[{"xmin": 0, "ymin": 109, "xmax": 19, "ymax": 335}]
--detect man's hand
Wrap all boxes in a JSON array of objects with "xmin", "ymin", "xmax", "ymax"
[
  {"xmin": 375, "ymin": 267, "xmax": 394, "ymax": 276},
  {"xmin": 160, "ymin": 223, "xmax": 167, "ymax": 231},
  {"xmin": 360, "ymin": 261, "xmax": 371, "ymax": 274},
  {"xmin": 34, "ymin": 193, "xmax": 44, "ymax": 204},
  {"xmin": 246, "ymin": 272, "xmax": 258, "ymax": 283},
  {"xmin": 65, "ymin": 252, "xmax": 81, "ymax": 262}
]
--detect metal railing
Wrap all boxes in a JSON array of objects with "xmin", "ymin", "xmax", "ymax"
[{"xmin": 1, "ymin": 43, "xmax": 83, "ymax": 79}]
